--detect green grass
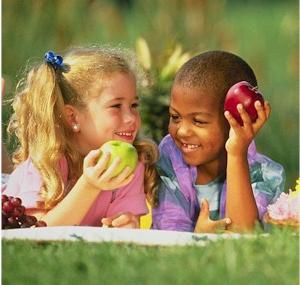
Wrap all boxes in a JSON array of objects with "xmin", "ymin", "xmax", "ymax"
[{"xmin": 2, "ymin": 229, "xmax": 299, "ymax": 285}]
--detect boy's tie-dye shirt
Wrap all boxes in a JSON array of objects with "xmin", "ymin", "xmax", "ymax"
[{"xmin": 152, "ymin": 135, "xmax": 285, "ymax": 232}]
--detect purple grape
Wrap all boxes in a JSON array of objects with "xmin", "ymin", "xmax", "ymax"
[
  {"xmin": 2, "ymin": 194, "xmax": 8, "ymax": 204},
  {"xmin": 7, "ymin": 216, "xmax": 20, "ymax": 228},
  {"xmin": 35, "ymin": 220, "xmax": 47, "ymax": 227},
  {"xmin": 26, "ymin": 215, "xmax": 37, "ymax": 226},
  {"xmin": 2, "ymin": 201, "xmax": 13, "ymax": 214},
  {"xmin": 12, "ymin": 206, "xmax": 25, "ymax": 218},
  {"xmin": 11, "ymin": 197, "xmax": 22, "ymax": 207},
  {"xmin": 2, "ymin": 195, "xmax": 47, "ymax": 229}
]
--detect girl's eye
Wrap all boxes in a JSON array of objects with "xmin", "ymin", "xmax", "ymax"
[
  {"xmin": 131, "ymin": 102, "xmax": 139, "ymax": 108},
  {"xmin": 111, "ymin": 104, "xmax": 122, "ymax": 109}
]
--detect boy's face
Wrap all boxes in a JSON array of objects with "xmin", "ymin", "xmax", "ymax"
[{"xmin": 169, "ymin": 84, "xmax": 229, "ymax": 168}]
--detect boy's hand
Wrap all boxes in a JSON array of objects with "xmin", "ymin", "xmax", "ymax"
[
  {"xmin": 224, "ymin": 100, "xmax": 271, "ymax": 156},
  {"xmin": 101, "ymin": 212, "xmax": 140, "ymax": 228},
  {"xmin": 83, "ymin": 149, "xmax": 134, "ymax": 191},
  {"xmin": 194, "ymin": 199, "xmax": 231, "ymax": 233}
]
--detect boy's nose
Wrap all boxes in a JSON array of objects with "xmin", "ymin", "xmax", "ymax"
[{"xmin": 177, "ymin": 122, "xmax": 193, "ymax": 137}]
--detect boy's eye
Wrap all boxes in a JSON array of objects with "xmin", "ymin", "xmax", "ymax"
[
  {"xmin": 170, "ymin": 114, "xmax": 180, "ymax": 122},
  {"xmin": 194, "ymin": 119, "xmax": 208, "ymax": 125}
]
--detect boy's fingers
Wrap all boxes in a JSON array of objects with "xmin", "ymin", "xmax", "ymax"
[
  {"xmin": 237, "ymin": 104, "xmax": 252, "ymax": 128},
  {"xmin": 224, "ymin": 111, "xmax": 240, "ymax": 128},
  {"xmin": 214, "ymin": 218, "xmax": 231, "ymax": 230},
  {"xmin": 198, "ymin": 199, "xmax": 209, "ymax": 221},
  {"xmin": 264, "ymin": 101, "xmax": 271, "ymax": 118},
  {"xmin": 255, "ymin": 100, "xmax": 267, "ymax": 123}
]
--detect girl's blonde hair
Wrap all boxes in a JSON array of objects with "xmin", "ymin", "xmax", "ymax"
[{"xmin": 8, "ymin": 46, "xmax": 158, "ymax": 209}]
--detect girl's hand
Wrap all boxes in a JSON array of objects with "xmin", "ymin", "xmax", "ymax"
[
  {"xmin": 224, "ymin": 100, "xmax": 271, "ymax": 156},
  {"xmin": 83, "ymin": 149, "xmax": 134, "ymax": 191},
  {"xmin": 194, "ymin": 199, "xmax": 231, "ymax": 233},
  {"xmin": 101, "ymin": 212, "xmax": 140, "ymax": 228}
]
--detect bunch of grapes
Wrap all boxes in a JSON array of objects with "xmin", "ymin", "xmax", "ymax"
[{"xmin": 2, "ymin": 194, "xmax": 47, "ymax": 229}]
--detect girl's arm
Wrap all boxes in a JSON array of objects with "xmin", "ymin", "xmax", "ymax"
[
  {"xmin": 224, "ymin": 101, "xmax": 271, "ymax": 232},
  {"xmin": 101, "ymin": 162, "xmax": 148, "ymax": 229},
  {"xmin": 29, "ymin": 149, "xmax": 134, "ymax": 226}
]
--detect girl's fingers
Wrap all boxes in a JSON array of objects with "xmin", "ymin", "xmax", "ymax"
[
  {"xmin": 111, "ymin": 213, "xmax": 131, "ymax": 227},
  {"xmin": 93, "ymin": 151, "xmax": 111, "ymax": 176},
  {"xmin": 101, "ymin": 217, "xmax": 113, "ymax": 227},
  {"xmin": 118, "ymin": 174, "xmax": 135, "ymax": 188},
  {"xmin": 97, "ymin": 156, "xmax": 121, "ymax": 181},
  {"xmin": 84, "ymin": 149, "xmax": 102, "ymax": 168},
  {"xmin": 103, "ymin": 213, "xmax": 139, "ymax": 228},
  {"xmin": 111, "ymin": 167, "xmax": 134, "ymax": 187},
  {"xmin": 117, "ymin": 222, "xmax": 138, "ymax": 229}
]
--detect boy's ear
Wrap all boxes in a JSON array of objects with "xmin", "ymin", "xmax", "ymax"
[{"xmin": 63, "ymin": 104, "xmax": 79, "ymax": 127}]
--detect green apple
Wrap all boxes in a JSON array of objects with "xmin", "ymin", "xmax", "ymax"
[{"xmin": 99, "ymin": 140, "xmax": 138, "ymax": 177}]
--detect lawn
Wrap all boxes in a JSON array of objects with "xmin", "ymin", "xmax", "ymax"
[{"xmin": 2, "ymin": 229, "xmax": 299, "ymax": 285}]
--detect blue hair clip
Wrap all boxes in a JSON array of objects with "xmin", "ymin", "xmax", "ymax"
[{"xmin": 44, "ymin": 51, "xmax": 64, "ymax": 70}]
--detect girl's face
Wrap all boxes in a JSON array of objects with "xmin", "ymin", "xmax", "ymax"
[
  {"xmin": 169, "ymin": 84, "xmax": 229, "ymax": 169},
  {"xmin": 75, "ymin": 72, "xmax": 141, "ymax": 155}
]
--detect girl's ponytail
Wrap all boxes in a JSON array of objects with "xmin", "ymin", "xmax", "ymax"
[
  {"xmin": 134, "ymin": 138, "xmax": 159, "ymax": 207},
  {"xmin": 9, "ymin": 53, "xmax": 71, "ymax": 209}
]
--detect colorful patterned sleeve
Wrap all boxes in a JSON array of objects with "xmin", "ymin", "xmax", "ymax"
[
  {"xmin": 249, "ymin": 152, "xmax": 286, "ymax": 221},
  {"xmin": 152, "ymin": 136, "xmax": 196, "ymax": 232},
  {"xmin": 152, "ymin": 176, "xmax": 195, "ymax": 232}
]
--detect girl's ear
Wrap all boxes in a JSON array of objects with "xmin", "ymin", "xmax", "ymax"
[{"xmin": 63, "ymin": 104, "xmax": 81, "ymax": 132}]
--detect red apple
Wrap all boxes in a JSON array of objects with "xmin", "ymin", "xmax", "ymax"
[{"xmin": 224, "ymin": 81, "xmax": 264, "ymax": 126}]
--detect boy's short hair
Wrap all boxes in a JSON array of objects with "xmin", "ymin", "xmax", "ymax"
[{"xmin": 174, "ymin": 50, "xmax": 257, "ymax": 103}]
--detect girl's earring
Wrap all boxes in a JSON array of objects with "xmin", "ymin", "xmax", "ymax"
[{"xmin": 72, "ymin": 123, "xmax": 80, "ymax": 132}]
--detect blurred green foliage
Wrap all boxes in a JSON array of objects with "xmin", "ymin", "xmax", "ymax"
[{"xmin": 2, "ymin": 0, "xmax": 299, "ymax": 189}]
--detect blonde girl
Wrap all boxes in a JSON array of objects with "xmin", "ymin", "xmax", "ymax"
[{"xmin": 4, "ymin": 46, "xmax": 158, "ymax": 228}]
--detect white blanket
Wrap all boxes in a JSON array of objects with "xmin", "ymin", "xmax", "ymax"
[{"xmin": 2, "ymin": 227, "xmax": 249, "ymax": 246}]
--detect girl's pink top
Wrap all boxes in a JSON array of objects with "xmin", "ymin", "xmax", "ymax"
[{"xmin": 3, "ymin": 157, "xmax": 148, "ymax": 226}]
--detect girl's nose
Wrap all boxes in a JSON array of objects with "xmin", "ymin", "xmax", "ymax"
[{"xmin": 123, "ymin": 109, "xmax": 137, "ymax": 124}]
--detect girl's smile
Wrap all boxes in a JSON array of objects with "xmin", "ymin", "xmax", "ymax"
[{"xmin": 114, "ymin": 130, "xmax": 136, "ymax": 142}]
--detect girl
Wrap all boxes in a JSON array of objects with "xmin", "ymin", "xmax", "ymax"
[
  {"xmin": 152, "ymin": 51, "xmax": 285, "ymax": 233},
  {"xmin": 4, "ymin": 46, "xmax": 158, "ymax": 228}
]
